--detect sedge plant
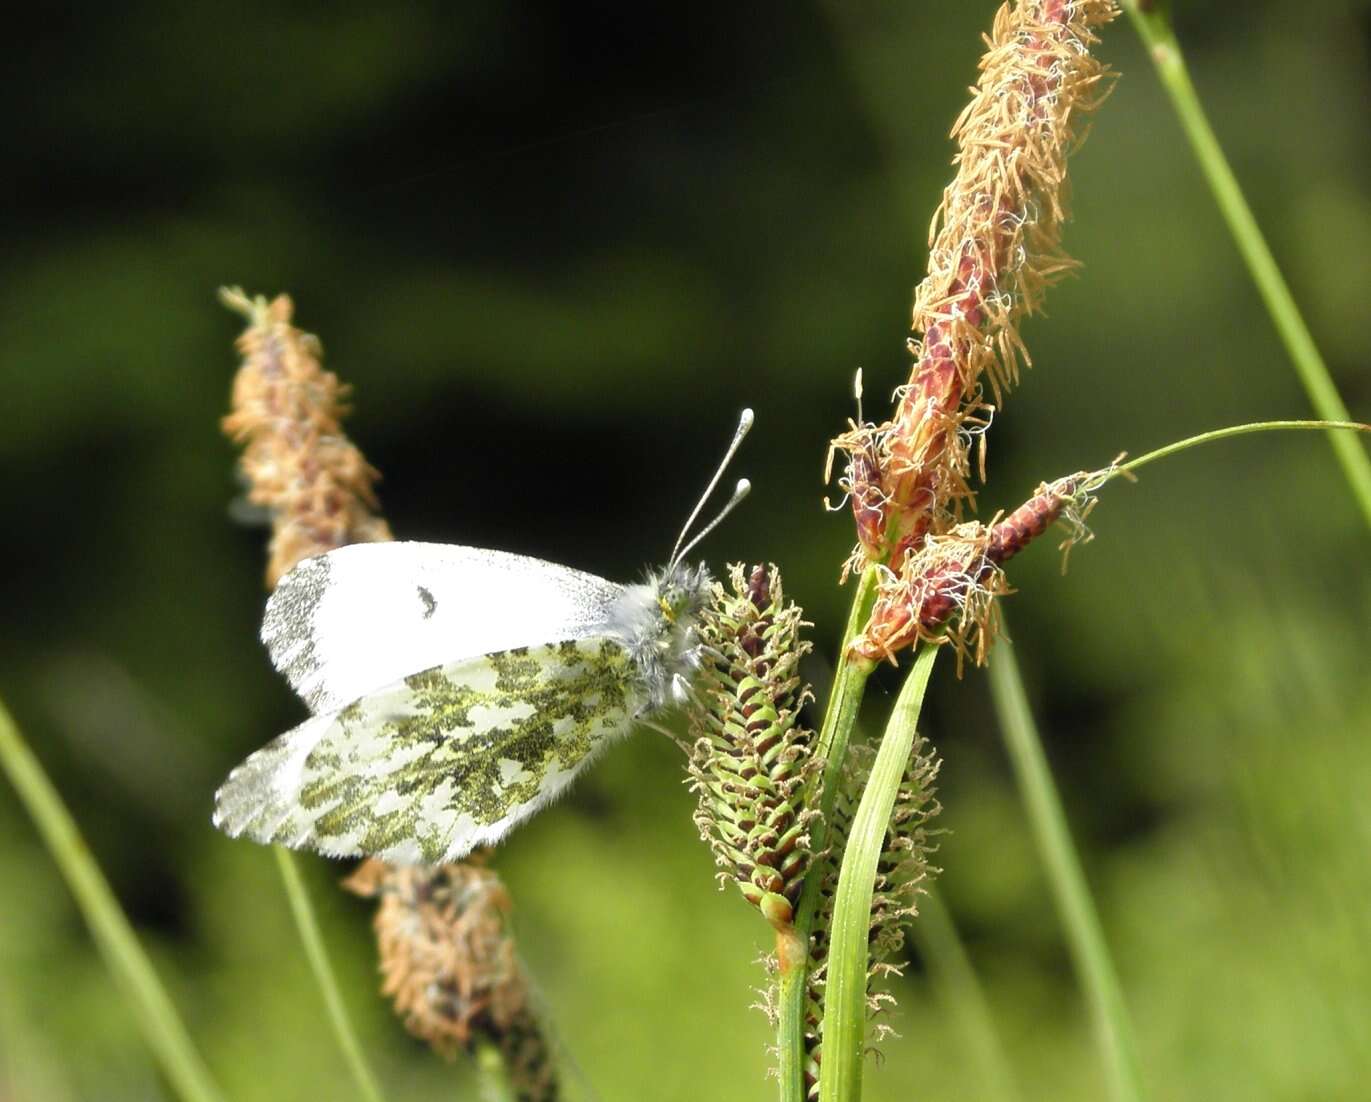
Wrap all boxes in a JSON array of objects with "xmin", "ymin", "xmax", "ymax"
[
  {"xmin": 2, "ymin": 6, "xmax": 1368, "ymax": 1102},
  {"xmin": 682, "ymin": 4, "xmax": 1368, "ymax": 1102}
]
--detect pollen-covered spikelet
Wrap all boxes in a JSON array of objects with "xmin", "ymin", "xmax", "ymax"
[
  {"xmin": 343, "ymin": 859, "xmax": 558, "ymax": 1102},
  {"xmin": 985, "ymin": 463, "xmax": 1116, "ymax": 570},
  {"xmin": 801, "ymin": 738, "xmax": 942, "ymax": 1097},
  {"xmin": 683, "ymin": 564, "xmax": 817, "ymax": 931},
  {"xmin": 854, "ymin": 465, "xmax": 1113, "ymax": 666},
  {"xmin": 856, "ymin": 523, "xmax": 1009, "ymax": 672},
  {"xmin": 219, "ymin": 287, "xmax": 393, "ymax": 588},
  {"xmin": 830, "ymin": 1, "xmax": 1118, "ymax": 570}
]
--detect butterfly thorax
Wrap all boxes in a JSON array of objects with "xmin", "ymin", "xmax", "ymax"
[{"xmin": 608, "ymin": 562, "xmax": 712, "ymax": 715}]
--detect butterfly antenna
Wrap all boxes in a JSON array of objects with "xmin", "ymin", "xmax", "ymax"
[
  {"xmin": 668, "ymin": 407, "xmax": 754, "ymax": 567},
  {"xmin": 671, "ymin": 478, "xmax": 751, "ymax": 570}
]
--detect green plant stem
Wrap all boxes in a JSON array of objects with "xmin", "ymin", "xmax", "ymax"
[
  {"xmin": 775, "ymin": 565, "xmax": 880, "ymax": 1102},
  {"xmin": 807, "ymin": 567, "xmax": 883, "ymax": 828},
  {"xmin": 987, "ymin": 638, "xmax": 1142, "ymax": 1102},
  {"xmin": 911, "ymin": 887, "xmax": 1022, "ymax": 1102},
  {"xmin": 1124, "ymin": 1, "xmax": 1371, "ymax": 528},
  {"xmin": 0, "ymin": 697, "xmax": 224, "ymax": 1102},
  {"xmin": 998, "ymin": 418, "xmax": 1370, "ymax": 1094},
  {"xmin": 1113, "ymin": 419, "xmax": 1369, "ymax": 479},
  {"xmin": 819, "ymin": 643, "xmax": 939, "ymax": 1102},
  {"xmin": 475, "ymin": 1041, "xmax": 516, "ymax": 1102},
  {"xmin": 274, "ymin": 847, "xmax": 387, "ymax": 1102},
  {"xmin": 0, "ymin": 994, "xmax": 15, "ymax": 1102}
]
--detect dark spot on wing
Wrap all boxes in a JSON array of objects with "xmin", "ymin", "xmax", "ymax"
[{"xmin": 417, "ymin": 585, "xmax": 437, "ymax": 619}]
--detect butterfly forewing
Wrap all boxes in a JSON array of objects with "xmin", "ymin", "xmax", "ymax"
[
  {"xmin": 214, "ymin": 636, "xmax": 642, "ymax": 865},
  {"xmin": 264, "ymin": 542, "xmax": 626, "ymax": 714}
]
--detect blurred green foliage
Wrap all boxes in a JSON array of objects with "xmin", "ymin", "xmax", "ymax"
[{"xmin": 2, "ymin": 2, "xmax": 1369, "ymax": 1099}]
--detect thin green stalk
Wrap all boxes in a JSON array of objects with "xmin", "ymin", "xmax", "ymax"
[
  {"xmin": 0, "ymin": 976, "xmax": 19, "ymax": 1101},
  {"xmin": 0, "ymin": 697, "xmax": 224, "ymax": 1102},
  {"xmin": 1123, "ymin": 0, "xmax": 1371, "ymax": 528},
  {"xmin": 1113, "ymin": 418, "xmax": 1369, "ymax": 479},
  {"xmin": 987, "ymin": 639, "xmax": 1142, "ymax": 1102},
  {"xmin": 809, "ymin": 567, "xmax": 884, "ymax": 787},
  {"xmin": 819, "ymin": 643, "xmax": 940, "ymax": 1102},
  {"xmin": 911, "ymin": 888, "xmax": 1023, "ymax": 1102},
  {"xmin": 986, "ymin": 419, "xmax": 1369, "ymax": 1098},
  {"xmin": 274, "ymin": 847, "xmax": 387, "ymax": 1102},
  {"xmin": 475, "ymin": 1042, "xmax": 516, "ymax": 1102},
  {"xmin": 775, "ymin": 565, "xmax": 880, "ymax": 1102}
]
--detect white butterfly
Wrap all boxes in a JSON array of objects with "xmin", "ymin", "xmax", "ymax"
[{"xmin": 212, "ymin": 411, "xmax": 753, "ymax": 865}]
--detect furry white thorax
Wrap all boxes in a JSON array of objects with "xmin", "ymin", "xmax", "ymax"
[{"xmin": 608, "ymin": 562, "xmax": 712, "ymax": 716}]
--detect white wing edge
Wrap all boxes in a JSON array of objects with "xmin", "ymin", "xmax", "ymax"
[
  {"xmin": 212, "ymin": 706, "xmax": 640, "ymax": 866},
  {"xmin": 262, "ymin": 541, "xmax": 626, "ymax": 714},
  {"xmin": 214, "ymin": 639, "xmax": 647, "ymax": 865}
]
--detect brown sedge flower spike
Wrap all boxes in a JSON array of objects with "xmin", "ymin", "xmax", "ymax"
[
  {"xmin": 220, "ymin": 287, "xmax": 393, "ymax": 587},
  {"xmin": 856, "ymin": 465, "xmax": 1115, "ymax": 667},
  {"xmin": 829, "ymin": 0, "xmax": 1120, "ymax": 663},
  {"xmin": 343, "ymin": 859, "xmax": 558, "ymax": 1101},
  {"xmin": 221, "ymin": 289, "xmax": 556, "ymax": 1099}
]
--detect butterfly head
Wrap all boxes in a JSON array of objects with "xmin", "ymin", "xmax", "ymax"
[
  {"xmin": 654, "ymin": 563, "xmax": 709, "ymax": 625},
  {"xmin": 612, "ymin": 561, "xmax": 713, "ymax": 715}
]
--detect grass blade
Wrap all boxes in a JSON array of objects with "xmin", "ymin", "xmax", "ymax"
[
  {"xmin": 911, "ymin": 887, "xmax": 1023, "ymax": 1102},
  {"xmin": 274, "ymin": 846, "xmax": 387, "ymax": 1102},
  {"xmin": 1123, "ymin": 1, "xmax": 1371, "ymax": 528},
  {"xmin": 818, "ymin": 643, "xmax": 939, "ymax": 1102},
  {"xmin": 987, "ymin": 638, "xmax": 1143, "ymax": 1102},
  {"xmin": 0, "ymin": 697, "xmax": 224, "ymax": 1102}
]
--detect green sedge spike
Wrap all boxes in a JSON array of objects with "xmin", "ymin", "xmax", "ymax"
[{"xmin": 682, "ymin": 564, "xmax": 817, "ymax": 930}]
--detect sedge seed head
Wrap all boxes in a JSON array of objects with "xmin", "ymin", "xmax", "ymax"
[
  {"xmin": 222, "ymin": 289, "xmax": 555, "ymax": 1099},
  {"xmin": 343, "ymin": 859, "xmax": 558, "ymax": 1100},
  {"xmin": 219, "ymin": 287, "xmax": 393, "ymax": 587}
]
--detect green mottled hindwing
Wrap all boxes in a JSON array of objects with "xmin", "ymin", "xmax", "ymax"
[{"xmin": 214, "ymin": 637, "xmax": 639, "ymax": 865}]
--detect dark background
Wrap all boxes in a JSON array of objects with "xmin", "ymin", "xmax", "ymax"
[{"xmin": 3, "ymin": 3, "xmax": 1369, "ymax": 1099}]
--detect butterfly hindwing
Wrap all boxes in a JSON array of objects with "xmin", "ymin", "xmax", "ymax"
[
  {"xmin": 263, "ymin": 542, "xmax": 626, "ymax": 714},
  {"xmin": 213, "ymin": 637, "xmax": 642, "ymax": 865}
]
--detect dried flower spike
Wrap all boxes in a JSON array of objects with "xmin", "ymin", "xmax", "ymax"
[
  {"xmin": 986, "ymin": 463, "xmax": 1116, "ymax": 569},
  {"xmin": 683, "ymin": 564, "xmax": 817, "ymax": 931},
  {"xmin": 220, "ymin": 287, "xmax": 393, "ymax": 588},
  {"xmin": 826, "ymin": 371, "xmax": 894, "ymax": 575},
  {"xmin": 344, "ymin": 859, "xmax": 558, "ymax": 1102},
  {"xmin": 220, "ymin": 288, "xmax": 556, "ymax": 1099}
]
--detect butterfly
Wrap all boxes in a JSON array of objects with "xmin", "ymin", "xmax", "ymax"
[{"xmin": 212, "ymin": 410, "xmax": 753, "ymax": 866}]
